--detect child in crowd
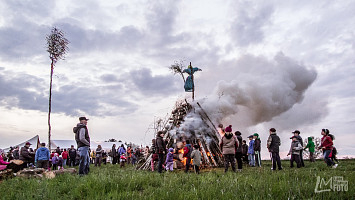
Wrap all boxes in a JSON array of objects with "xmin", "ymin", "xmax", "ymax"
[
  {"xmin": 191, "ymin": 144, "xmax": 201, "ymax": 174},
  {"xmin": 120, "ymin": 153, "xmax": 126, "ymax": 168},
  {"xmin": 287, "ymin": 136, "xmax": 303, "ymax": 168},
  {"xmin": 304, "ymin": 137, "xmax": 315, "ymax": 162},
  {"xmin": 247, "ymin": 135, "xmax": 255, "ymax": 167},
  {"xmin": 241, "ymin": 140, "xmax": 248, "ymax": 164},
  {"xmin": 165, "ymin": 148, "xmax": 174, "ymax": 172},
  {"xmin": 51, "ymin": 153, "xmax": 59, "ymax": 170},
  {"xmin": 57, "ymin": 155, "xmax": 63, "ymax": 170},
  {"xmin": 151, "ymin": 153, "xmax": 158, "ymax": 171}
]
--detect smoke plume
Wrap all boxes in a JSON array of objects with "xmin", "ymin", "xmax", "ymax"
[{"xmin": 199, "ymin": 52, "xmax": 317, "ymax": 128}]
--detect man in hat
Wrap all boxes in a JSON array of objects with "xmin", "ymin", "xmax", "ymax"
[
  {"xmin": 267, "ymin": 128, "xmax": 282, "ymax": 170},
  {"xmin": 73, "ymin": 116, "xmax": 90, "ymax": 175},
  {"xmin": 253, "ymin": 133, "xmax": 262, "ymax": 167},
  {"xmin": 292, "ymin": 130, "xmax": 305, "ymax": 167},
  {"xmin": 19, "ymin": 142, "xmax": 33, "ymax": 168}
]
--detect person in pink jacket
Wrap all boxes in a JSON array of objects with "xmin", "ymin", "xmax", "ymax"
[{"xmin": 0, "ymin": 149, "xmax": 11, "ymax": 171}]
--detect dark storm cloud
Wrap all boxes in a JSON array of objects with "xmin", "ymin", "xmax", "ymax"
[
  {"xmin": 127, "ymin": 67, "xmax": 180, "ymax": 96},
  {"xmin": 229, "ymin": 1, "xmax": 274, "ymax": 46},
  {"xmin": 0, "ymin": 68, "xmax": 137, "ymax": 116}
]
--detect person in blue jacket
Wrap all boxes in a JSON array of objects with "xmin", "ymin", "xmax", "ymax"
[
  {"xmin": 247, "ymin": 135, "xmax": 255, "ymax": 167},
  {"xmin": 35, "ymin": 143, "xmax": 50, "ymax": 169}
]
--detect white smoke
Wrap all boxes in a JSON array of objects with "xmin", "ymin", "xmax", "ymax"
[{"xmin": 199, "ymin": 52, "xmax": 318, "ymax": 128}]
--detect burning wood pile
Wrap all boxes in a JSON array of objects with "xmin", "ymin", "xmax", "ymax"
[{"xmin": 138, "ymin": 100, "xmax": 224, "ymax": 170}]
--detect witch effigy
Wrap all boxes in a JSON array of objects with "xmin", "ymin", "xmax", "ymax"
[{"xmin": 183, "ymin": 63, "xmax": 202, "ymax": 92}]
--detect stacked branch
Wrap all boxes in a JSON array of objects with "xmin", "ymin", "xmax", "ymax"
[{"xmin": 138, "ymin": 100, "xmax": 224, "ymax": 170}]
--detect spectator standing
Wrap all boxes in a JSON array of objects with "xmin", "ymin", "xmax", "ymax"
[
  {"xmin": 35, "ymin": 143, "xmax": 50, "ymax": 169},
  {"xmin": 68, "ymin": 145, "xmax": 77, "ymax": 167},
  {"xmin": 220, "ymin": 125, "xmax": 238, "ymax": 172},
  {"xmin": 61, "ymin": 149, "xmax": 68, "ymax": 167},
  {"xmin": 267, "ymin": 128, "xmax": 282, "ymax": 170},
  {"xmin": 95, "ymin": 145, "xmax": 103, "ymax": 167},
  {"xmin": 156, "ymin": 131, "xmax": 166, "ymax": 173},
  {"xmin": 191, "ymin": 144, "xmax": 202, "ymax": 174},
  {"xmin": 73, "ymin": 116, "xmax": 91, "ymax": 176}
]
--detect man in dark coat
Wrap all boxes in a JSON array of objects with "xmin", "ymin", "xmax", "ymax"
[
  {"xmin": 19, "ymin": 142, "xmax": 33, "ymax": 168},
  {"xmin": 111, "ymin": 144, "xmax": 117, "ymax": 164},
  {"xmin": 253, "ymin": 133, "xmax": 262, "ymax": 167},
  {"xmin": 234, "ymin": 131, "xmax": 243, "ymax": 172},
  {"xmin": 73, "ymin": 116, "xmax": 90, "ymax": 175},
  {"xmin": 155, "ymin": 131, "xmax": 166, "ymax": 173},
  {"xmin": 68, "ymin": 145, "xmax": 77, "ymax": 167},
  {"xmin": 267, "ymin": 128, "xmax": 282, "ymax": 170}
]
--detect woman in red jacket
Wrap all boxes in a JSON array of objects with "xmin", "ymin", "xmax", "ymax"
[{"xmin": 318, "ymin": 129, "xmax": 337, "ymax": 168}]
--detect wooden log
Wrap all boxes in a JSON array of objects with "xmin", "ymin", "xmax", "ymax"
[{"xmin": 0, "ymin": 169, "xmax": 13, "ymax": 181}]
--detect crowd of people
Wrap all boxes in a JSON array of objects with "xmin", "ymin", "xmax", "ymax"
[
  {"xmin": 0, "ymin": 116, "xmax": 340, "ymax": 176},
  {"xmin": 150, "ymin": 126, "xmax": 339, "ymax": 174}
]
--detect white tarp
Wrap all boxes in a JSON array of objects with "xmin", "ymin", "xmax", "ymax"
[{"xmin": 2, "ymin": 135, "xmax": 40, "ymax": 152}]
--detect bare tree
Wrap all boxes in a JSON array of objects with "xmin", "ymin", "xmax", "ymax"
[
  {"xmin": 46, "ymin": 27, "xmax": 69, "ymax": 150},
  {"xmin": 169, "ymin": 60, "xmax": 186, "ymax": 83}
]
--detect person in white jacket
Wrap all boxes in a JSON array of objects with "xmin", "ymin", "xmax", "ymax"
[{"xmin": 287, "ymin": 136, "xmax": 303, "ymax": 168}]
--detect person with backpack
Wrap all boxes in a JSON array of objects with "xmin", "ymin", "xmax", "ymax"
[
  {"xmin": 73, "ymin": 116, "xmax": 90, "ymax": 175},
  {"xmin": 234, "ymin": 131, "xmax": 243, "ymax": 172},
  {"xmin": 267, "ymin": 128, "xmax": 282, "ymax": 170},
  {"xmin": 220, "ymin": 125, "xmax": 238, "ymax": 172},
  {"xmin": 318, "ymin": 129, "xmax": 338, "ymax": 168},
  {"xmin": 253, "ymin": 133, "xmax": 262, "ymax": 167},
  {"xmin": 183, "ymin": 140, "xmax": 193, "ymax": 173},
  {"xmin": 304, "ymin": 137, "xmax": 315, "ymax": 162}
]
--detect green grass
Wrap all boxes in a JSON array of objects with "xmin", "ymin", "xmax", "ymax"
[{"xmin": 1, "ymin": 160, "xmax": 354, "ymax": 200}]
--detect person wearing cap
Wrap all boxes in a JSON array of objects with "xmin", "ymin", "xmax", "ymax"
[
  {"xmin": 156, "ymin": 131, "xmax": 166, "ymax": 173},
  {"xmin": 234, "ymin": 131, "xmax": 243, "ymax": 172},
  {"xmin": 253, "ymin": 133, "xmax": 262, "ymax": 167},
  {"xmin": 35, "ymin": 143, "xmax": 50, "ymax": 169},
  {"xmin": 267, "ymin": 128, "xmax": 282, "ymax": 170},
  {"xmin": 165, "ymin": 148, "xmax": 174, "ymax": 172},
  {"xmin": 292, "ymin": 130, "xmax": 305, "ymax": 167},
  {"xmin": 247, "ymin": 135, "xmax": 255, "ymax": 167},
  {"xmin": 287, "ymin": 136, "xmax": 303, "ymax": 168},
  {"xmin": 19, "ymin": 142, "xmax": 33, "ymax": 167},
  {"xmin": 73, "ymin": 116, "xmax": 91, "ymax": 175},
  {"xmin": 220, "ymin": 125, "xmax": 238, "ymax": 172}
]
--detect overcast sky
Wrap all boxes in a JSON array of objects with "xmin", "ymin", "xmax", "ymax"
[{"xmin": 0, "ymin": 0, "xmax": 354, "ymax": 158}]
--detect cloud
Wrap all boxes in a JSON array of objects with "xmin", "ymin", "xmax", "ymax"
[
  {"xmin": 126, "ymin": 67, "xmax": 180, "ymax": 96},
  {"xmin": 229, "ymin": 1, "xmax": 274, "ymax": 46}
]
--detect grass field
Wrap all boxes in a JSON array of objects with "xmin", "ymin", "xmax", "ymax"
[{"xmin": 0, "ymin": 159, "xmax": 354, "ymax": 200}]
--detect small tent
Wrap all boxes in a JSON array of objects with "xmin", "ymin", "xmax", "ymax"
[{"xmin": 3, "ymin": 135, "xmax": 40, "ymax": 152}]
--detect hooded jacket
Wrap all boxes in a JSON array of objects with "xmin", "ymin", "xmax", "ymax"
[
  {"xmin": 165, "ymin": 152, "xmax": 174, "ymax": 163},
  {"xmin": 183, "ymin": 144, "xmax": 192, "ymax": 158},
  {"xmin": 320, "ymin": 135, "xmax": 333, "ymax": 150},
  {"xmin": 74, "ymin": 123, "xmax": 90, "ymax": 148},
  {"xmin": 220, "ymin": 133, "xmax": 238, "ymax": 155},
  {"xmin": 35, "ymin": 147, "xmax": 50, "ymax": 162},
  {"xmin": 191, "ymin": 149, "xmax": 201, "ymax": 166},
  {"xmin": 19, "ymin": 146, "xmax": 32, "ymax": 161},
  {"xmin": 156, "ymin": 135, "xmax": 166, "ymax": 154},
  {"xmin": 304, "ymin": 137, "xmax": 315, "ymax": 153}
]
